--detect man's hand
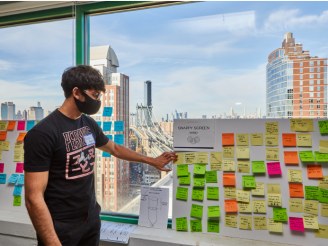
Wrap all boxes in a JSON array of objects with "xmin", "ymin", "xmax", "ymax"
[{"xmin": 150, "ymin": 152, "xmax": 178, "ymax": 171}]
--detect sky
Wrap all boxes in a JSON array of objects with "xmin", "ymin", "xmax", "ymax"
[{"xmin": 1, "ymin": 1, "xmax": 328, "ymax": 119}]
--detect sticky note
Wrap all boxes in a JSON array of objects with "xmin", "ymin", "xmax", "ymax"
[
  {"xmin": 319, "ymin": 188, "xmax": 328, "ymax": 203},
  {"xmin": 14, "ymin": 142, "xmax": 23, "ymax": 153},
  {"xmin": 207, "ymin": 187, "xmax": 219, "ymax": 200},
  {"xmin": 222, "ymin": 133, "xmax": 234, "ymax": 146},
  {"xmin": 250, "ymin": 133, "xmax": 263, "ymax": 146},
  {"xmin": 318, "ymin": 120, "xmax": 328, "ymax": 134},
  {"xmin": 292, "ymin": 119, "xmax": 314, "ymax": 132},
  {"xmin": 7, "ymin": 174, "xmax": 19, "ymax": 184},
  {"xmin": 252, "ymin": 161, "xmax": 266, "ymax": 173},
  {"xmin": 253, "ymin": 200, "xmax": 266, "ymax": 213},
  {"xmin": 288, "ymin": 169, "xmax": 302, "ymax": 183},
  {"xmin": 225, "ymin": 214, "xmax": 237, "ymax": 228},
  {"xmin": 114, "ymin": 121, "xmax": 124, "ymax": 131},
  {"xmin": 193, "ymin": 164, "xmax": 206, "ymax": 175},
  {"xmin": 281, "ymin": 133, "xmax": 296, "ymax": 147},
  {"xmin": 307, "ymin": 165, "xmax": 323, "ymax": 178},
  {"xmin": 266, "ymin": 148, "xmax": 279, "ymax": 161},
  {"xmin": 252, "ymin": 182, "xmax": 265, "ymax": 196},
  {"xmin": 15, "ymin": 163, "xmax": 24, "ymax": 173},
  {"xmin": 238, "ymin": 202, "xmax": 252, "ymax": 213},
  {"xmin": 193, "ymin": 175, "xmax": 205, "ymax": 187},
  {"xmin": 179, "ymin": 173, "xmax": 190, "ymax": 185},
  {"xmin": 289, "ymin": 217, "xmax": 305, "ymax": 231},
  {"xmin": 176, "ymin": 217, "xmax": 188, "ymax": 231},
  {"xmin": 299, "ymin": 151, "xmax": 315, "ymax": 162},
  {"xmin": 13, "ymin": 152, "xmax": 22, "ymax": 162},
  {"xmin": 1, "ymin": 141, "xmax": 10, "ymax": 151},
  {"xmin": 223, "ymin": 147, "xmax": 234, "ymax": 158},
  {"xmin": 177, "ymin": 164, "xmax": 188, "ymax": 176},
  {"xmin": 0, "ymin": 151, "xmax": 2, "ymax": 160},
  {"xmin": 305, "ymin": 186, "xmax": 319, "ymax": 200},
  {"xmin": 315, "ymin": 224, "xmax": 328, "ymax": 239},
  {"xmin": 223, "ymin": 159, "xmax": 235, "ymax": 172},
  {"xmin": 26, "ymin": 121, "xmax": 35, "ymax": 131},
  {"xmin": 114, "ymin": 134, "xmax": 124, "ymax": 145},
  {"xmin": 17, "ymin": 121, "xmax": 25, "ymax": 131},
  {"xmin": 190, "ymin": 219, "xmax": 202, "ymax": 232},
  {"xmin": 0, "ymin": 131, "xmax": 7, "ymax": 141},
  {"xmin": 196, "ymin": 152, "xmax": 208, "ymax": 164},
  {"xmin": 106, "ymin": 134, "xmax": 113, "ymax": 140},
  {"xmin": 13, "ymin": 185, "xmax": 22, "ymax": 196},
  {"xmin": 0, "ymin": 163, "xmax": 3, "ymax": 173},
  {"xmin": 303, "ymin": 215, "xmax": 319, "ymax": 229},
  {"xmin": 225, "ymin": 199, "xmax": 238, "ymax": 212},
  {"xmin": 6, "ymin": 121, "xmax": 16, "ymax": 130},
  {"xmin": 236, "ymin": 147, "xmax": 249, "ymax": 159},
  {"xmin": 192, "ymin": 187, "xmax": 204, "ymax": 201},
  {"xmin": 210, "ymin": 152, "xmax": 222, "ymax": 171},
  {"xmin": 16, "ymin": 133, "xmax": 26, "ymax": 142},
  {"xmin": 17, "ymin": 174, "xmax": 24, "ymax": 185},
  {"xmin": 265, "ymin": 134, "xmax": 279, "ymax": 146},
  {"xmin": 237, "ymin": 160, "xmax": 250, "ymax": 173},
  {"xmin": 267, "ymin": 183, "xmax": 282, "ymax": 207},
  {"xmin": 236, "ymin": 189, "xmax": 250, "ymax": 203},
  {"xmin": 321, "ymin": 203, "xmax": 328, "ymax": 217},
  {"xmin": 267, "ymin": 162, "xmax": 282, "ymax": 175},
  {"xmin": 239, "ymin": 216, "xmax": 252, "ymax": 230},
  {"xmin": 208, "ymin": 206, "xmax": 220, "ymax": 217},
  {"xmin": 284, "ymin": 151, "xmax": 299, "ymax": 164},
  {"xmin": 319, "ymin": 176, "xmax": 328, "ymax": 189},
  {"xmin": 304, "ymin": 200, "xmax": 319, "ymax": 215},
  {"xmin": 224, "ymin": 187, "xmax": 236, "ymax": 198},
  {"xmin": 297, "ymin": 133, "xmax": 312, "ymax": 147},
  {"xmin": 273, "ymin": 207, "xmax": 287, "ymax": 221},
  {"xmin": 265, "ymin": 122, "xmax": 278, "ymax": 135},
  {"xmin": 102, "ymin": 152, "xmax": 111, "ymax": 157},
  {"xmin": 319, "ymin": 140, "xmax": 328, "ymax": 153},
  {"xmin": 190, "ymin": 204, "xmax": 203, "ymax": 218},
  {"xmin": 0, "ymin": 121, "xmax": 7, "ymax": 130},
  {"xmin": 205, "ymin": 171, "xmax": 217, "ymax": 183},
  {"xmin": 268, "ymin": 218, "xmax": 283, "ymax": 232},
  {"xmin": 242, "ymin": 175, "xmax": 256, "ymax": 188},
  {"xmin": 207, "ymin": 219, "xmax": 220, "ymax": 233},
  {"xmin": 236, "ymin": 133, "xmax": 249, "ymax": 146},
  {"xmin": 176, "ymin": 187, "xmax": 188, "ymax": 200},
  {"xmin": 96, "ymin": 121, "xmax": 102, "ymax": 128},
  {"xmin": 315, "ymin": 151, "xmax": 328, "ymax": 162},
  {"xmin": 103, "ymin": 122, "xmax": 112, "ymax": 131},
  {"xmin": 103, "ymin": 107, "xmax": 113, "ymax": 117},
  {"xmin": 253, "ymin": 217, "xmax": 267, "ymax": 230},
  {"xmin": 223, "ymin": 173, "xmax": 235, "ymax": 186},
  {"xmin": 173, "ymin": 153, "xmax": 184, "ymax": 164},
  {"xmin": 289, "ymin": 184, "xmax": 304, "ymax": 198},
  {"xmin": 289, "ymin": 199, "xmax": 303, "ymax": 213},
  {"xmin": 185, "ymin": 153, "xmax": 196, "ymax": 164},
  {"xmin": 0, "ymin": 174, "xmax": 7, "ymax": 184},
  {"xmin": 13, "ymin": 196, "xmax": 21, "ymax": 206}
]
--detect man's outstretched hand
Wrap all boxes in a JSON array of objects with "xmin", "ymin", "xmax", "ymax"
[{"xmin": 151, "ymin": 152, "xmax": 178, "ymax": 171}]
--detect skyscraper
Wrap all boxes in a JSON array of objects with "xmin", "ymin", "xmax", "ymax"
[
  {"xmin": 28, "ymin": 102, "xmax": 44, "ymax": 120},
  {"xmin": 267, "ymin": 32, "xmax": 328, "ymax": 118},
  {"xmin": 1, "ymin": 102, "xmax": 15, "ymax": 120},
  {"xmin": 144, "ymin": 81, "xmax": 152, "ymax": 106}
]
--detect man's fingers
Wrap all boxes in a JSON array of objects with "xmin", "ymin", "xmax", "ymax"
[{"xmin": 160, "ymin": 168, "xmax": 171, "ymax": 172}]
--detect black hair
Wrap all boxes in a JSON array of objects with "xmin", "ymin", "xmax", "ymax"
[{"xmin": 61, "ymin": 65, "xmax": 106, "ymax": 99}]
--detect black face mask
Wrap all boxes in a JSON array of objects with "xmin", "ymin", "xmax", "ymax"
[{"xmin": 74, "ymin": 92, "xmax": 101, "ymax": 115}]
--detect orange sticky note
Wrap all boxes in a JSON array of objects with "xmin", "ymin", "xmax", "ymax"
[
  {"xmin": 16, "ymin": 133, "xmax": 27, "ymax": 142},
  {"xmin": 282, "ymin": 133, "xmax": 296, "ymax": 147},
  {"xmin": 222, "ymin": 133, "xmax": 234, "ymax": 146},
  {"xmin": 0, "ymin": 131, "xmax": 7, "ymax": 141},
  {"xmin": 6, "ymin": 121, "xmax": 16, "ymax": 131},
  {"xmin": 284, "ymin": 151, "xmax": 299, "ymax": 165},
  {"xmin": 289, "ymin": 183, "xmax": 304, "ymax": 198},
  {"xmin": 225, "ymin": 199, "xmax": 238, "ymax": 212},
  {"xmin": 307, "ymin": 165, "xmax": 323, "ymax": 179},
  {"xmin": 223, "ymin": 174, "xmax": 235, "ymax": 186}
]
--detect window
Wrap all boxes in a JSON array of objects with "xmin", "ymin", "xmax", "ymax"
[
  {"xmin": 317, "ymin": 111, "xmax": 321, "ymax": 115},
  {"xmin": 325, "ymin": 60, "xmax": 327, "ymax": 65},
  {"xmin": 300, "ymin": 62, "xmax": 303, "ymax": 67},
  {"xmin": 300, "ymin": 93, "xmax": 303, "ymax": 98},
  {"xmin": 310, "ymin": 74, "xmax": 314, "ymax": 78},
  {"xmin": 310, "ymin": 80, "xmax": 314, "ymax": 85},
  {"xmin": 310, "ymin": 105, "xmax": 314, "ymax": 109},
  {"xmin": 300, "ymin": 75, "xmax": 303, "ymax": 79},
  {"xmin": 299, "ymin": 105, "xmax": 303, "ymax": 109},
  {"xmin": 317, "ymin": 73, "xmax": 320, "ymax": 78},
  {"xmin": 310, "ymin": 67, "xmax": 314, "ymax": 72},
  {"xmin": 300, "ymin": 81, "xmax": 303, "ymax": 85},
  {"xmin": 300, "ymin": 100, "xmax": 303, "ymax": 104},
  {"xmin": 299, "ymin": 87, "xmax": 303, "ymax": 92},
  {"xmin": 300, "ymin": 111, "xmax": 303, "ymax": 115},
  {"xmin": 290, "ymin": 43, "xmax": 293, "ymax": 45},
  {"xmin": 317, "ymin": 99, "xmax": 321, "ymax": 103},
  {"xmin": 317, "ymin": 80, "xmax": 320, "ymax": 84},
  {"xmin": 317, "ymin": 92, "xmax": 320, "ymax": 97},
  {"xmin": 309, "ymin": 99, "xmax": 314, "ymax": 103},
  {"xmin": 300, "ymin": 68, "xmax": 303, "ymax": 73},
  {"xmin": 317, "ymin": 67, "xmax": 320, "ymax": 72},
  {"xmin": 309, "ymin": 93, "xmax": 314, "ymax": 97},
  {"xmin": 310, "ymin": 61, "xmax": 314, "ymax": 66},
  {"xmin": 317, "ymin": 105, "xmax": 321, "ymax": 109},
  {"xmin": 309, "ymin": 86, "xmax": 314, "ymax": 91},
  {"xmin": 294, "ymin": 47, "xmax": 296, "ymax": 51},
  {"xmin": 317, "ymin": 61, "xmax": 320, "ymax": 65},
  {"xmin": 310, "ymin": 111, "xmax": 314, "ymax": 115},
  {"xmin": 317, "ymin": 86, "xmax": 320, "ymax": 91}
]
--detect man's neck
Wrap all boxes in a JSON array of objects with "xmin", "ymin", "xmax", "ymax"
[{"xmin": 58, "ymin": 98, "xmax": 82, "ymax": 120}]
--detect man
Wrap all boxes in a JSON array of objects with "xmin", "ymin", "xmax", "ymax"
[{"xmin": 24, "ymin": 65, "xmax": 177, "ymax": 246}]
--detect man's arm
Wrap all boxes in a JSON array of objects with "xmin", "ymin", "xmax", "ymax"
[
  {"xmin": 97, "ymin": 140, "xmax": 178, "ymax": 171},
  {"xmin": 25, "ymin": 171, "xmax": 62, "ymax": 246}
]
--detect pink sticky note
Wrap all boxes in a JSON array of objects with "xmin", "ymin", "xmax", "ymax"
[
  {"xmin": 17, "ymin": 121, "xmax": 25, "ymax": 131},
  {"xmin": 0, "ymin": 163, "xmax": 4, "ymax": 173},
  {"xmin": 267, "ymin": 162, "xmax": 282, "ymax": 175},
  {"xmin": 289, "ymin": 217, "xmax": 305, "ymax": 231},
  {"xmin": 15, "ymin": 163, "xmax": 24, "ymax": 173}
]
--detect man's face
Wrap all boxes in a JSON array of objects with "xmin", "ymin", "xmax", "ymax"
[{"xmin": 78, "ymin": 88, "xmax": 102, "ymax": 102}]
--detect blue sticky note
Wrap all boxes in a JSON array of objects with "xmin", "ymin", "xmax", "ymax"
[
  {"xmin": 102, "ymin": 152, "xmax": 111, "ymax": 157},
  {"xmin": 17, "ymin": 174, "xmax": 24, "ymax": 185},
  {"xmin": 0, "ymin": 174, "xmax": 7, "ymax": 184},
  {"xmin": 103, "ymin": 122, "xmax": 112, "ymax": 131},
  {"xmin": 7, "ymin": 174, "xmax": 19, "ymax": 184},
  {"xmin": 114, "ymin": 134, "xmax": 124, "ymax": 145},
  {"xmin": 106, "ymin": 135, "xmax": 113, "ymax": 141},
  {"xmin": 103, "ymin": 107, "xmax": 113, "ymax": 117},
  {"xmin": 96, "ymin": 121, "xmax": 102, "ymax": 128},
  {"xmin": 114, "ymin": 121, "xmax": 124, "ymax": 131},
  {"xmin": 13, "ymin": 185, "xmax": 23, "ymax": 196},
  {"xmin": 26, "ymin": 121, "xmax": 35, "ymax": 131}
]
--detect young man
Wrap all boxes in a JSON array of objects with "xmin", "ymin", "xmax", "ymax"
[{"xmin": 24, "ymin": 65, "xmax": 177, "ymax": 246}]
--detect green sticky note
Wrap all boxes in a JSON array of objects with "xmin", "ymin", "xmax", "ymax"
[
  {"xmin": 314, "ymin": 151, "xmax": 328, "ymax": 162},
  {"xmin": 208, "ymin": 206, "xmax": 220, "ymax": 217},
  {"xmin": 242, "ymin": 175, "xmax": 256, "ymax": 188},
  {"xmin": 208, "ymin": 219, "xmax": 220, "ymax": 233},
  {"xmin": 205, "ymin": 171, "xmax": 217, "ymax": 183},
  {"xmin": 299, "ymin": 151, "xmax": 315, "ymax": 162},
  {"xmin": 252, "ymin": 161, "xmax": 266, "ymax": 173},
  {"xmin": 179, "ymin": 173, "xmax": 190, "ymax": 185},
  {"xmin": 190, "ymin": 219, "xmax": 202, "ymax": 232},
  {"xmin": 176, "ymin": 187, "xmax": 188, "ymax": 200},
  {"xmin": 192, "ymin": 187, "xmax": 204, "ymax": 201},
  {"xmin": 318, "ymin": 120, "xmax": 328, "ymax": 134},
  {"xmin": 273, "ymin": 207, "xmax": 287, "ymax": 222},
  {"xmin": 319, "ymin": 188, "xmax": 328, "ymax": 203},
  {"xmin": 13, "ymin": 196, "xmax": 21, "ymax": 206},
  {"xmin": 194, "ymin": 164, "xmax": 206, "ymax": 175},
  {"xmin": 207, "ymin": 187, "xmax": 219, "ymax": 200},
  {"xmin": 193, "ymin": 175, "xmax": 205, "ymax": 187},
  {"xmin": 176, "ymin": 217, "xmax": 188, "ymax": 231},
  {"xmin": 177, "ymin": 164, "xmax": 188, "ymax": 177},
  {"xmin": 305, "ymin": 186, "xmax": 319, "ymax": 200},
  {"xmin": 190, "ymin": 204, "xmax": 203, "ymax": 218}
]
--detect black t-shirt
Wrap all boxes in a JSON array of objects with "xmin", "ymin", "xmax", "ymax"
[{"xmin": 24, "ymin": 109, "xmax": 109, "ymax": 219}]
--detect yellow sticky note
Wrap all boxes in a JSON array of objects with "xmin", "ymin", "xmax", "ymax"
[
  {"xmin": 266, "ymin": 148, "xmax": 279, "ymax": 161},
  {"xmin": 236, "ymin": 134, "xmax": 249, "ymax": 146},
  {"xmin": 223, "ymin": 159, "xmax": 235, "ymax": 172},
  {"xmin": 265, "ymin": 134, "xmax": 279, "ymax": 146},
  {"xmin": 223, "ymin": 146, "xmax": 234, "ymax": 158},
  {"xmin": 250, "ymin": 133, "xmax": 263, "ymax": 146},
  {"xmin": 304, "ymin": 200, "xmax": 319, "ymax": 215},
  {"xmin": 238, "ymin": 202, "xmax": 252, "ymax": 213},
  {"xmin": 225, "ymin": 214, "xmax": 237, "ymax": 228},
  {"xmin": 196, "ymin": 152, "xmax": 208, "ymax": 164},
  {"xmin": 296, "ymin": 133, "xmax": 312, "ymax": 147},
  {"xmin": 237, "ymin": 160, "xmax": 250, "ymax": 173},
  {"xmin": 268, "ymin": 218, "xmax": 283, "ymax": 232},
  {"xmin": 236, "ymin": 147, "xmax": 249, "ymax": 159},
  {"xmin": 319, "ymin": 140, "xmax": 328, "ymax": 153},
  {"xmin": 265, "ymin": 122, "xmax": 279, "ymax": 135},
  {"xmin": 0, "ymin": 141, "xmax": 10, "ymax": 151},
  {"xmin": 291, "ymin": 119, "xmax": 314, "ymax": 132},
  {"xmin": 239, "ymin": 216, "xmax": 252, "ymax": 230},
  {"xmin": 0, "ymin": 121, "xmax": 6, "ymax": 130},
  {"xmin": 303, "ymin": 215, "xmax": 319, "ymax": 229},
  {"xmin": 236, "ymin": 189, "xmax": 250, "ymax": 203},
  {"xmin": 267, "ymin": 183, "xmax": 282, "ymax": 207},
  {"xmin": 13, "ymin": 152, "xmax": 22, "ymax": 162},
  {"xmin": 254, "ymin": 216, "xmax": 267, "ymax": 230},
  {"xmin": 319, "ymin": 176, "xmax": 328, "ymax": 189},
  {"xmin": 287, "ymin": 169, "xmax": 302, "ymax": 183},
  {"xmin": 224, "ymin": 187, "xmax": 236, "ymax": 198},
  {"xmin": 253, "ymin": 200, "xmax": 266, "ymax": 213},
  {"xmin": 0, "ymin": 150, "xmax": 2, "ymax": 160},
  {"xmin": 185, "ymin": 153, "xmax": 196, "ymax": 164},
  {"xmin": 173, "ymin": 153, "xmax": 184, "ymax": 164},
  {"xmin": 289, "ymin": 199, "xmax": 304, "ymax": 213},
  {"xmin": 14, "ymin": 142, "xmax": 23, "ymax": 153},
  {"xmin": 210, "ymin": 152, "xmax": 222, "ymax": 171},
  {"xmin": 321, "ymin": 203, "xmax": 328, "ymax": 217},
  {"xmin": 252, "ymin": 182, "xmax": 265, "ymax": 196},
  {"xmin": 315, "ymin": 224, "xmax": 328, "ymax": 239}
]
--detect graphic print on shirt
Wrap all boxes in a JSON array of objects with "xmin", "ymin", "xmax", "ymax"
[{"xmin": 63, "ymin": 126, "xmax": 95, "ymax": 180}]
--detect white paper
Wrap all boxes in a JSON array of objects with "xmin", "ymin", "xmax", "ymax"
[
  {"xmin": 138, "ymin": 186, "xmax": 169, "ymax": 229},
  {"xmin": 100, "ymin": 221, "xmax": 137, "ymax": 244}
]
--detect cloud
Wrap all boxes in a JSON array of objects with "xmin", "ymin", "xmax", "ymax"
[{"xmin": 0, "ymin": 59, "xmax": 14, "ymax": 71}]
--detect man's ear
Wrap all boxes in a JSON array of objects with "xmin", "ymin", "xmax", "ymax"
[{"xmin": 72, "ymin": 87, "xmax": 83, "ymax": 100}]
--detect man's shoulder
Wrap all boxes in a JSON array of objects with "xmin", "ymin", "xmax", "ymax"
[{"xmin": 25, "ymin": 111, "xmax": 60, "ymax": 138}]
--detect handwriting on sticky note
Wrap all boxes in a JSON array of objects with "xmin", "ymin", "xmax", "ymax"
[
  {"xmin": 289, "ymin": 217, "xmax": 305, "ymax": 231},
  {"xmin": 253, "ymin": 216, "xmax": 267, "ymax": 230},
  {"xmin": 192, "ymin": 187, "xmax": 204, "ymax": 201},
  {"xmin": 315, "ymin": 151, "xmax": 328, "ymax": 162},
  {"xmin": 307, "ymin": 165, "xmax": 323, "ymax": 178},
  {"xmin": 288, "ymin": 169, "xmax": 302, "ymax": 183},
  {"xmin": 16, "ymin": 133, "xmax": 26, "ymax": 142},
  {"xmin": 252, "ymin": 183, "xmax": 265, "ymax": 196},
  {"xmin": 267, "ymin": 183, "xmax": 282, "ymax": 206},
  {"xmin": 208, "ymin": 219, "xmax": 220, "ymax": 233},
  {"xmin": 289, "ymin": 199, "xmax": 303, "ymax": 213},
  {"xmin": 223, "ymin": 147, "xmax": 234, "ymax": 158},
  {"xmin": 282, "ymin": 133, "xmax": 297, "ymax": 147},
  {"xmin": 0, "ymin": 121, "xmax": 7, "ymax": 130},
  {"xmin": 193, "ymin": 163, "xmax": 206, "ymax": 175},
  {"xmin": 239, "ymin": 216, "xmax": 252, "ymax": 230},
  {"xmin": 268, "ymin": 218, "xmax": 283, "ymax": 232},
  {"xmin": 273, "ymin": 207, "xmax": 287, "ymax": 221},
  {"xmin": 236, "ymin": 189, "xmax": 250, "ymax": 203},
  {"xmin": 237, "ymin": 160, "xmax": 250, "ymax": 173},
  {"xmin": 304, "ymin": 200, "xmax": 319, "ymax": 215},
  {"xmin": 315, "ymin": 224, "xmax": 328, "ymax": 239},
  {"xmin": 319, "ymin": 188, "xmax": 328, "ymax": 203},
  {"xmin": 266, "ymin": 148, "xmax": 279, "ymax": 161},
  {"xmin": 0, "ymin": 174, "xmax": 7, "ymax": 184},
  {"xmin": 15, "ymin": 163, "xmax": 24, "ymax": 173},
  {"xmin": 207, "ymin": 187, "xmax": 219, "ymax": 200},
  {"xmin": 13, "ymin": 185, "xmax": 22, "ymax": 196},
  {"xmin": 190, "ymin": 220, "xmax": 202, "ymax": 232},
  {"xmin": 177, "ymin": 164, "xmax": 188, "ymax": 177},
  {"xmin": 265, "ymin": 122, "xmax": 279, "ymax": 135},
  {"xmin": 13, "ymin": 196, "xmax": 21, "ymax": 206},
  {"xmin": 236, "ymin": 147, "xmax": 249, "ymax": 159},
  {"xmin": 193, "ymin": 175, "xmax": 205, "ymax": 187},
  {"xmin": 179, "ymin": 173, "xmax": 190, "ymax": 185},
  {"xmin": 17, "ymin": 121, "xmax": 25, "ymax": 131},
  {"xmin": 7, "ymin": 121, "xmax": 16, "ymax": 130},
  {"xmin": 305, "ymin": 186, "xmax": 319, "ymax": 200},
  {"xmin": 236, "ymin": 134, "xmax": 249, "ymax": 146},
  {"xmin": 318, "ymin": 120, "xmax": 328, "ymax": 134},
  {"xmin": 225, "ymin": 214, "xmax": 237, "ymax": 228},
  {"xmin": 223, "ymin": 159, "xmax": 235, "ymax": 172},
  {"xmin": 0, "ymin": 163, "xmax": 4, "ymax": 173},
  {"xmin": 26, "ymin": 121, "xmax": 35, "ymax": 131},
  {"xmin": 289, "ymin": 183, "xmax": 304, "ymax": 198},
  {"xmin": 210, "ymin": 152, "xmax": 222, "ymax": 171},
  {"xmin": 222, "ymin": 133, "xmax": 234, "ymax": 146},
  {"xmin": 176, "ymin": 217, "xmax": 188, "ymax": 231},
  {"xmin": 190, "ymin": 204, "xmax": 203, "ymax": 218},
  {"xmin": 13, "ymin": 152, "xmax": 22, "ymax": 162},
  {"xmin": 297, "ymin": 133, "xmax": 312, "ymax": 147},
  {"xmin": 284, "ymin": 151, "xmax": 299, "ymax": 164},
  {"xmin": 223, "ymin": 174, "xmax": 235, "ymax": 186},
  {"xmin": 238, "ymin": 202, "xmax": 252, "ymax": 213},
  {"xmin": 0, "ymin": 131, "xmax": 7, "ymax": 141},
  {"xmin": 252, "ymin": 161, "xmax": 266, "ymax": 173},
  {"xmin": 299, "ymin": 151, "xmax": 315, "ymax": 162},
  {"xmin": 303, "ymin": 215, "xmax": 319, "ymax": 229},
  {"xmin": 242, "ymin": 175, "xmax": 256, "ymax": 188},
  {"xmin": 176, "ymin": 187, "xmax": 188, "ymax": 200},
  {"xmin": 265, "ymin": 134, "xmax": 279, "ymax": 146},
  {"xmin": 250, "ymin": 133, "xmax": 263, "ymax": 146},
  {"xmin": 321, "ymin": 203, "xmax": 328, "ymax": 217},
  {"xmin": 224, "ymin": 199, "xmax": 238, "ymax": 212},
  {"xmin": 0, "ymin": 141, "xmax": 10, "ymax": 151},
  {"xmin": 196, "ymin": 152, "xmax": 208, "ymax": 164},
  {"xmin": 318, "ymin": 176, "xmax": 328, "ymax": 189},
  {"xmin": 185, "ymin": 153, "xmax": 196, "ymax": 164},
  {"xmin": 208, "ymin": 206, "xmax": 220, "ymax": 217},
  {"xmin": 224, "ymin": 187, "xmax": 236, "ymax": 198},
  {"xmin": 253, "ymin": 200, "xmax": 266, "ymax": 213},
  {"xmin": 267, "ymin": 162, "xmax": 281, "ymax": 175},
  {"xmin": 205, "ymin": 171, "xmax": 217, "ymax": 183}
]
